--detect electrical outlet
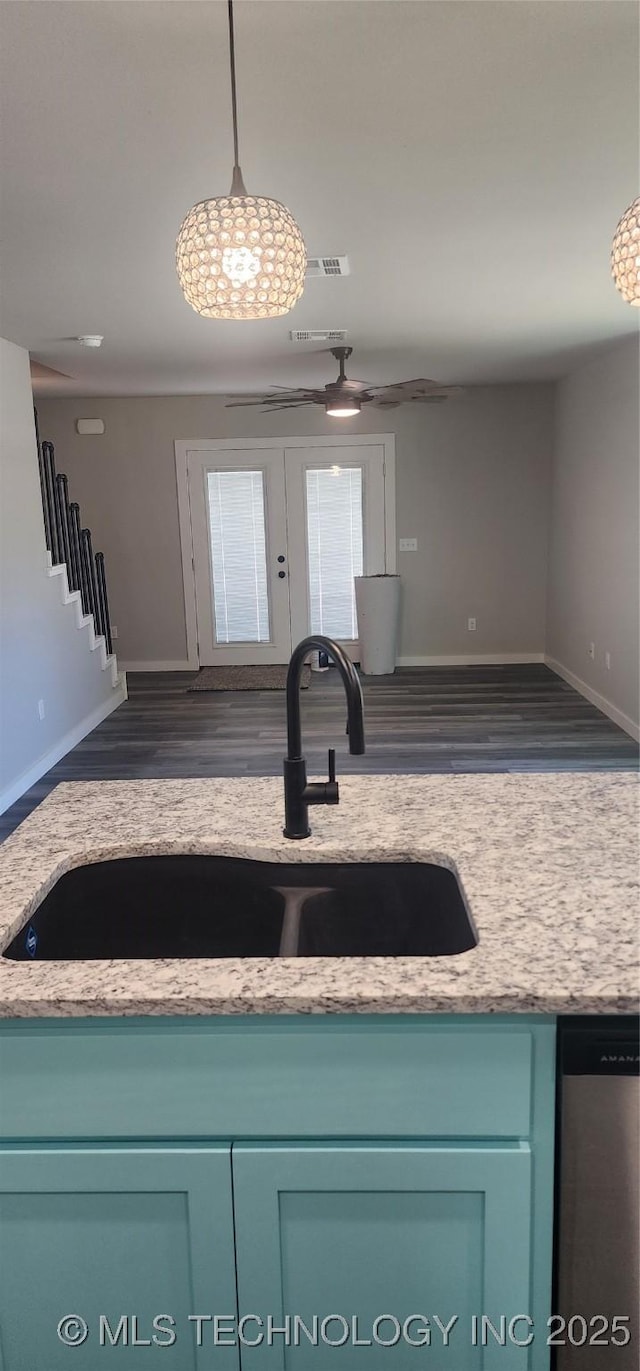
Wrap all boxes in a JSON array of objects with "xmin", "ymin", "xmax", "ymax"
[
  {"xmin": 468, "ymin": 617, "xmax": 477, "ymax": 632},
  {"xmin": 605, "ymin": 651, "xmax": 611, "ymax": 670},
  {"xmin": 588, "ymin": 642, "xmax": 595, "ymax": 660},
  {"xmin": 111, "ymin": 625, "xmax": 118, "ymax": 639},
  {"xmin": 399, "ymin": 538, "xmax": 417, "ymax": 552},
  {"xmin": 37, "ymin": 699, "xmax": 45, "ymax": 720}
]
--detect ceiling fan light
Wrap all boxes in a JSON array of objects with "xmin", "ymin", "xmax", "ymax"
[
  {"xmin": 176, "ymin": 194, "xmax": 306, "ymax": 320},
  {"xmin": 325, "ymin": 397, "xmax": 361, "ymax": 418},
  {"xmin": 611, "ymin": 196, "xmax": 640, "ymax": 305}
]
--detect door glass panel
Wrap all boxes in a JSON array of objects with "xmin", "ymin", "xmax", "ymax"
[
  {"xmin": 207, "ymin": 470, "xmax": 270, "ymax": 643},
  {"xmin": 306, "ymin": 466, "xmax": 363, "ymax": 639}
]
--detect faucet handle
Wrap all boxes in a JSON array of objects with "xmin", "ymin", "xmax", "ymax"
[{"xmin": 321, "ymin": 747, "xmax": 339, "ymax": 804}]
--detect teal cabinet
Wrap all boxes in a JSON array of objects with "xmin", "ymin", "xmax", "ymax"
[
  {"xmin": 0, "ymin": 1146, "xmax": 238, "ymax": 1370},
  {"xmin": 233, "ymin": 1142, "xmax": 533, "ymax": 1369},
  {"xmin": 0, "ymin": 1015, "xmax": 556, "ymax": 1371}
]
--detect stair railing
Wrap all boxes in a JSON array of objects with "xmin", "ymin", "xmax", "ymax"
[
  {"xmin": 34, "ymin": 416, "xmax": 114, "ymax": 657},
  {"xmin": 95, "ymin": 552, "xmax": 113, "ymax": 655}
]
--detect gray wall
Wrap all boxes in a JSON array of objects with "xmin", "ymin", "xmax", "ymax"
[
  {"xmin": 0, "ymin": 338, "xmax": 123, "ymax": 810},
  {"xmin": 546, "ymin": 335, "xmax": 640, "ymax": 730},
  {"xmin": 37, "ymin": 384, "xmax": 554, "ymax": 666}
]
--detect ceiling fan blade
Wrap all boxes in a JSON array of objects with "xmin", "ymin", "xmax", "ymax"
[
  {"xmin": 368, "ymin": 377, "xmax": 448, "ymax": 393},
  {"xmin": 266, "ymin": 382, "xmax": 309, "ymax": 391},
  {"xmin": 226, "ymin": 382, "xmax": 323, "ymax": 400},
  {"xmin": 373, "ymin": 392, "xmax": 451, "ymax": 408},
  {"xmin": 263, "ymin": 402, "xmax": 314, "ymax": 412},
  {"xmin": 225, "ymin": 392, "xmax": 312, "ymax": 407},
  {"xmin": 367, "ymin": 378, "xmax": 433, "ymax": 392}
]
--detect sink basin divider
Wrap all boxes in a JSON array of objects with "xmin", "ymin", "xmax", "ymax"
[{"xmin": 275, "ymin": 887, "xmax": 333, "ymax": 957}]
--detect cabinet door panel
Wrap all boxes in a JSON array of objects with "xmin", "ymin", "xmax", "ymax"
[
  {"xmin": 233, "ymin": 1144, "xmax": 532, "ymax": 1370},
  {"xmin": 0, "ymin": 1147, "xmax": 238, "ymax": 1370}
]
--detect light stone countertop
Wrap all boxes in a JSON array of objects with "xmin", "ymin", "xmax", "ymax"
[{"xmin": 0, "ymin": 774, "xmax": 637, "ymax": 1018}]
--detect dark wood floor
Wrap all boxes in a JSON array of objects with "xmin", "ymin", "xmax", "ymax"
[{"xmin": 1, "ymin": 665, "xmax": 637, "ymax": 840}]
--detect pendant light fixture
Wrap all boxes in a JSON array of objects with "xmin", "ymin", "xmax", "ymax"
[
  {"xmin": 611, "ymin": 197, "xmax": 640, "ymax": 306},
  {"xmin": 176, "ymin": 0, "xmax": 306, "ymax": 320}
]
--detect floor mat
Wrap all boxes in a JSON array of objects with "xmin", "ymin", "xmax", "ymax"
[{"xmin": 187, "ymin": 664, "xmax": 311, "ymax": 692}]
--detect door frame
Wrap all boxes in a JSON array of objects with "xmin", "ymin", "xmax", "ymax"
[{"xmin": 175, "ymin": 434, "xmax": 396, "ymax": 670}]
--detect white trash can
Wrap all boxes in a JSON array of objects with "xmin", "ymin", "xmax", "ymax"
[{"xmin": 354, "ymin": 574, "xmax": 401, "ymax": 675}]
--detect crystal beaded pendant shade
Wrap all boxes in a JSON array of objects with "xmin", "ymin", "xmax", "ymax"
[
  {"xmin": 176, "ymin": 1, "xmax": 306, "ymax": 321},
  {"xmin": 611, "ymin": 197, "xmax": 640, "ymax": 306},
  {"xmin": 176, "ymin": 194, "xmax": 306, "ymax": 320}
]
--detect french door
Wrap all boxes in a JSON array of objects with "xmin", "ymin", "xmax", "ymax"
[
  {"xmin": 188, "ymin": 448, "xmax": 290, "ymax": 666},
  {"xmin": 180, "ymin": 438, "xmax": 394, "ymax": 666}
]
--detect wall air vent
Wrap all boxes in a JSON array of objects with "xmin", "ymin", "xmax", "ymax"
[
  {"xmin": 305, "ymin": 256, "xmax": 350, "ymax": 278},
  {"xmin": 289, "ymin": 329, "xmax": 348, "ymax": 343}
]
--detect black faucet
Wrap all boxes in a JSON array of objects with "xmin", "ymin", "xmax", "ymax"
[{"xmin": 283, "ymin": 635, "xmax": 365, "ymax": 839}]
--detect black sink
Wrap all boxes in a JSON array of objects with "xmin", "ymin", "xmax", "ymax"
[
  {"xmin": 2, "ymin": 856, "xmax": 286, "ymax": 960},
  {"xmin": 296, "ymin": 864, "xmax": 477, "ymax": 957},
  {"xmin": 2, "ymin": 855, "xmax": 477, "ymax": 961}
]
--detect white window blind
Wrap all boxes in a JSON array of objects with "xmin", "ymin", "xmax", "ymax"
[
  {"xmin": 306, "ymin": 466, "xmax": 363, "ymax": 640},
  {"xmin": 207, "ymin": 470, "xmax": 270, "ymax": 643}
]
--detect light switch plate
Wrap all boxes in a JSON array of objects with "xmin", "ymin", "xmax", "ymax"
[{"xmin": 399, "ymin": 538, "xmax": 418, "ymax": 552}]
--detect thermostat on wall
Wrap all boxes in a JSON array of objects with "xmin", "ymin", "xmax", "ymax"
[{"xmin": 76, "ymin": 418, "xmax": 105, "ymax": 435}]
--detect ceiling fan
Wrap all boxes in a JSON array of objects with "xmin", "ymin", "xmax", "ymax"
[{"xmin": 225, "ymin": 347, "xmax": 463, "ymax": 417}]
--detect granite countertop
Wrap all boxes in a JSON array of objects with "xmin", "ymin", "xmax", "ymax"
[{"xmin": 0, "ymin": 774, "xmax": 637, "ymax": 1017}]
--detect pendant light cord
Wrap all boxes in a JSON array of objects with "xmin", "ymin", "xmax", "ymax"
[
  {"xmin": 227, "ymin": 0, "xmax": 247, "ymax": 194},
  {"xmin": 228, "ymin": 0, "xmax": 239, "ymax": 166}
]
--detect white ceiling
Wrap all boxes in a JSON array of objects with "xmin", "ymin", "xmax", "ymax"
[{"xmin": 0, "ymin": 0, "xmax": 638, "ymax": 397}]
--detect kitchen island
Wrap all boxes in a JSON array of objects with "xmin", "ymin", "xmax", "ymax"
[
  {"xmin": 0, "ymin": 773, "xmax": 637, "ymax": 1370},
  {"xmin": 0, "ymin": 772, "xmax": 637, "ymax": 1016}
]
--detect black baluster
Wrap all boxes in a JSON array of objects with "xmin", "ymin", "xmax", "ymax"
[
  {"xmin": 80, "ymin": 528, "xmax": 100, "ymax": 627},
  {"xmin": 55, "ymin": 473, "xmax": 73, "ymax": 584},
  {"xmin": 57, "ymin": 475, "xmax": 80, "ymax": 592},
  {"xmin": 49, "ymin": 445, "xmax": 65, "ymax": 566},
  {"xmin": 95, "ymin": 552, "xmax": 113, "ymax": 654},
  {"xmin": 41, "ymin": 442, "xmax": 61, "ymax": 565},
  {"xmin": 34, "ymin": 409, "xmax": 52, "ymax": 554},
  {"xmin": 93, "ymin": 555, "xmax": 106, "ymax": 639},
  {"xmin": 69, "ymin": 504, "xmax": 89, "ymax": 614}
]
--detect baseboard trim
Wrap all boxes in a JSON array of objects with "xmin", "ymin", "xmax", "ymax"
[
  {"xmin": 0, "ymin": 680, "xmax": 128, "ymax": 815},
  {"xmin": 397, "ymin": 653, "xmax": 545, "ymax": 667},
  {"xmin": 123, "ymin": 654, "xmax": 547, "ymax": 672},
  {"xmin": 545, "ymin": 656, "xmax": 640, "ymax": 742},
  {"xmin": 119, "ymin": 659, "xmax": 195, "ymax": 673}
]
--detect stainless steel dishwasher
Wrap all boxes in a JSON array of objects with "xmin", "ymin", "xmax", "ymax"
[{"xmin": 555, "ymin": 1016, "xmax": 639, "ymax": 1370}]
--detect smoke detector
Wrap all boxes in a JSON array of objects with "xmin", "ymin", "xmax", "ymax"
[
  {"xmin": 76, "ymin": 335, "xmax": 104, "ymax": 348},
  {"xmin": 289, "ymin": 329, "xmax": 348, "ymax": 343},
  {"xmin": 305, "ymin": 256, "xmax": 350, "ymax": 278}
]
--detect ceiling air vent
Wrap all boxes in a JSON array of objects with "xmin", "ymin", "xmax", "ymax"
[
  {"xmin": 289, "ymin": 329, "xmax": 348, "ymax": 343},
  {"xmin": 305, "ymin": 256, "xmax": 350, "ymax": 278}
]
